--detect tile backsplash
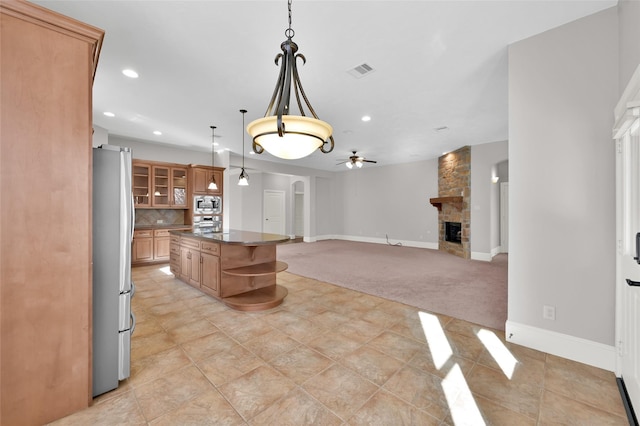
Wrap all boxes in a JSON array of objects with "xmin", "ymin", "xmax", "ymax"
[{"xmin": 135, "ymin": 209, "xmax": 186, "ymax": 226}]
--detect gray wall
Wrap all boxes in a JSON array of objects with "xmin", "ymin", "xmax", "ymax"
[
  {"xmin": 508, "ymin": 7, "xmax": 618, "ymax": 345},
  {"xmin": 619, "ymin": 0, "xmax": 640, "ymax": 94},
  {"xmin": 335, "ymin": 160, "xmax": 439, "ymax": 246}
]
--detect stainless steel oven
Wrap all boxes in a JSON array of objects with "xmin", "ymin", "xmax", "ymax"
[
  {"xmin": 193, "ymin": 215, "xmax": 221, "ymax": 232},
  {"xmin": 194, "ymin": 195, "xmax": 221, "ymax": 214}
]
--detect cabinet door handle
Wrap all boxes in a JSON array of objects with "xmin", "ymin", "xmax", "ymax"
[{"xmin": 627, "ymin": 279, "xmax": 640, "ymax": 287}]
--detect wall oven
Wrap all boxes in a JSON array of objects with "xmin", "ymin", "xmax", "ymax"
[
  {"xmin": 194, "ymin": 195, "xmax": 221, "ymax": 214},
  {"xmin": 193, "ymin": 215, "xmax": 221, "ymax": 232}
]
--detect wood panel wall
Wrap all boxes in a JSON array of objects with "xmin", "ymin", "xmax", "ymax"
[{"xmin": 0, "ymin": 1, "xmax": 103, "ymax": 424}]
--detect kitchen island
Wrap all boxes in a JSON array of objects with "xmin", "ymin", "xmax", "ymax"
[{"xmin": 169, "ymin": 229, "xmax": 290, "ymax": 311}]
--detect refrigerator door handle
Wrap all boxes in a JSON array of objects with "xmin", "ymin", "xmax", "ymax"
[
  {"xmin": 118, "ymin": 330, "xmax": 131, "ymax": 381},
  {"xmin": 130, "ymin": 311, "xmax": 136, "ymax": 335}
]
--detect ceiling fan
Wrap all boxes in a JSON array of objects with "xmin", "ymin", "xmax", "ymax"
[{"xmin": 336, "ymin": 151, "xmax": 378, "ymax": 169}]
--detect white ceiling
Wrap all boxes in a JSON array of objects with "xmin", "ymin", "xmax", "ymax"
[{"xmin": 35, "ymin": 0, "xmax": 616, "ymax": 171}]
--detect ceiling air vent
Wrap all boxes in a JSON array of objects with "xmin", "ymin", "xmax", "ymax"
[{"xmin": 347, "ymin": 63, "xmax": 375, "ymax": 79}]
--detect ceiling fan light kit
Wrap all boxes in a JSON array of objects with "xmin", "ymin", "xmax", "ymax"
[
  {"xmin": 247, "ymin": 0, "xmax": 334, "ymax": 160},
  {"xmin": 339, "ymin": 151, "xmax": 377, "ymax": 169}
]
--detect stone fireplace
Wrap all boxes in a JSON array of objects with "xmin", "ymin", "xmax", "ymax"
[{"xmin": 430, "ymin": 146, "xmax": 470, "ymax": 259}]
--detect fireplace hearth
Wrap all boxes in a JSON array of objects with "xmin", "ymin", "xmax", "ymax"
[{"xmin": 445, "ymin": 222, "xmax": 462, "ymax": 244}]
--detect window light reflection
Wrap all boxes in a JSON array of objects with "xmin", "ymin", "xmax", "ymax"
[
  {"xmin": 418, "ymin": 311, "xmax": 453, "ymax": 370},
  {"xmin": 442, "ymin": 363, "xmax": 486, "ymax": 425},
  {"xmin": 476, "ymin": 329, "xmax": 518, "ymax": 379},
  {"xmin": 159, "ymin": 266, "xmax": 173, "ymax": 276}
]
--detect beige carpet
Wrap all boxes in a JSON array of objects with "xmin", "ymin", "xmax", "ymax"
[{"xmin": 278, "ymin": 240, "xmax": 507, "ymax": 330}]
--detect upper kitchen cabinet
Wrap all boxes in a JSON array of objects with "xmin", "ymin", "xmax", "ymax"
[
  {"xmin": 171, "ymin": 167, "xmax": 188, "ymax": 207},
  {"xmin": 1, "ymin": 0, "xmax": 104, "ymax": 424},
  {"xmin": 134, "ymin": 160, "xmax": 187, "ymax": 208},
  {"xmin": 133, "ymin": 162, "xmax": 151, "ymax": 207},
  {"xmin": 191, "ymin": 166, "xmax": 224, "ymax": 195}
]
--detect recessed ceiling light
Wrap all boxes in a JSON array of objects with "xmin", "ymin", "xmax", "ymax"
[
  {"xmin": 153, "ymin": 130, "xmax": 162, "ymax": 136},
  {"xmin": 122, "ymin": 69, "xmax": 139, "ymax": 78},
  {"xmin": 361, "ymin": 116, "xmax": 371, "ymax": 122},
  {"xmin": 103, "ymin": 112, "xmax": 115, "ymax": 117},
  {"xmin": 213, "ymin": 142, "xmax": 219, "ymax": 147},
  {"xmin": 249, "ymin": 151, "xmax": 255, "ymax": 155}
]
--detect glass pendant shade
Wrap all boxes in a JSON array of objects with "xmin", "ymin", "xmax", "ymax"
[
  {"xmin": 209, "ymin": 125, "xmax": 218, "ymax": 190},
  {"xmin": 346, "ymin": 162, "xmax": 353, "ymax": 169},
  {"xmin": 238, "ymin": 168, "xmax": 249, "ymax": 186},
  {"xmin": 248, "ymin": 116, "xmax": 332, "ymax": 160},
  {"xmin": 238, "ymin": 109, "xmax": 250, "ymax": 186}
]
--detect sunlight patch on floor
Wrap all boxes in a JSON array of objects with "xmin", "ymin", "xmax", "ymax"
[
  {"xmin": 418, "ymin": 311, "xmax": 452, "ymax": 369},
  {"xmin": 419, "ymin": 311, "xmax": 486, "ymax": 424},
  {"xmin": 443, "ymin": 363, "xmax": 486, "ymax": 426},
  {"xmin": 476, "ymin": 329, "xmax": 518, "ymax": 379},
  {"xmin": 158, "ymin": 266, "xmax": 173, "ymax": 276}
]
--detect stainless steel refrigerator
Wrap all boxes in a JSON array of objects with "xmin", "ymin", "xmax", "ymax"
[{"xmin": 92, "ymin": 145, "xmax": 135, "ymax": 397}]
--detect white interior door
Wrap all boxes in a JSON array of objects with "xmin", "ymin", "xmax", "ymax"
[
  {"xmin": 615, "ymin": 102, "xmax": 640, "ymax": 415},
  {"xmin": 263, "ymin": 190, "xmax": 285, "ymax": 235}
]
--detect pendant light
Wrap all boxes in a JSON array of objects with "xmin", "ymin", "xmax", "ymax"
[
  {"xmin": 208, "ymin": 125, "xmax": 218, "ymax": 190},
  {"xmin": 246, "ymin": 0, "xmax": 334, "ymax": 160},
  {"xmin": 238, "ymin": 109, "xmax": 249, "ymax": 186}
]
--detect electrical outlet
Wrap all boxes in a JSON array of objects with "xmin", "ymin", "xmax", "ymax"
[
  {"xmin": 543, "ymin": 305, "xmax": 556, "ymax": 320},
  {"xmin": 157, "ymin": 219, "xmax": 164, "ymax": 224}
]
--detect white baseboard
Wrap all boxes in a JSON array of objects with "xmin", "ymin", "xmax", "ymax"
[
  {"xmin": 307, "ymin": 234, "xmax": 438, "ymax": 250},
  {"xmin": 471, "ymin": 251, "xmax": 492, "ymax": 261},
  {"xmin": 505, "ymin": 320, "xmax": 616, "ymax": 372}
]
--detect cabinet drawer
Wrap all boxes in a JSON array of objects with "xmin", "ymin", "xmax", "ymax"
[
  {"xmin": 170, "ymin": 242, "xmax": 180, "ymax": 255},
  {"xmin": 170, "ymin": 252, "xmax": 180, "ymax": 266},
  {"xmin": 200, "ymin": 241, "xmax": 220, "ymax": 255},
  {"xmin": 170, "ymin": 235, "xmax": 181, "ymax": 244},
  {"xmin": 134, "ymin": 229, "xmax": 153, "ymax": 238},
  {"xmin": 180, "ymin": 237, "xmax": 200, "ymax": 250},
  {"xmin": 154, "ymin": 229, "xmax": 170, "ymax": 237}
]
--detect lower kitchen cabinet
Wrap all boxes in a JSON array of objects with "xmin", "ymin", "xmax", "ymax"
[
  {"xmin": 201, "ymin": 252, "xmax": 220, "ymax": 297},
  {"xmin": 177, "ymin": 236, "xmax": 220, "ymax": 296},
  {"xmin": 133, "ymin": 228, "xmax": 190, "ymax": 265},
  {"xmin": 133, "ymin": 230, "xmax": 153, "ymax": 262},
  {"xmin": 153, "ymin": 229, "xmax": 170, "ymax": 261},
  {"xmin": 180, "ymin": 237, "xmax": 201, "ymax": 287}
]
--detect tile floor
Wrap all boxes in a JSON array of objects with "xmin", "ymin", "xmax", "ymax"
[{"xmin": 52, "ymin": 264, "xmax": 628, "ymax": 425}]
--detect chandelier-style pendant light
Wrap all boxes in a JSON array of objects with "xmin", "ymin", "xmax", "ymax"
[
  {"xmin": 246, "ymin": 0, "xmax": 334, "ymax": 160},
  {"xmin": 238, "ymin": 109, "xmax": 249, "ymax": 186},
  {"xmin": 208, "ymin": 125, "xmax": 218, "ymax": 190}
]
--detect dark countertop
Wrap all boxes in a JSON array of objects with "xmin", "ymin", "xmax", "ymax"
[
  {"xmin": 135, "ymin": 224, "xmax": 192, "ymax": 230},
  {"xmin": 169, "ymin": 229, "xmax": 290, "ymax": 246}
]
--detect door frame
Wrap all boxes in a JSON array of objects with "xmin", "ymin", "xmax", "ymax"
[{"xmin": 614, "ymin": 64, "xmax": 640, "ymax": 424}]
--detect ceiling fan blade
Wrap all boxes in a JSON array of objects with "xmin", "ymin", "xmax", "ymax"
[
  {"xmin": 363, "ymin": 159, "xmax": 377, "ymax": 163},
  {"xmin": 336, "ymin": 160, "xmax": 348, "ymax": 165}
]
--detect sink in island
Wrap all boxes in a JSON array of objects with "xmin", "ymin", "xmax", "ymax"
[{"xmin": 169, "ymin": 229, "xmax": 290, "ymax": 311}]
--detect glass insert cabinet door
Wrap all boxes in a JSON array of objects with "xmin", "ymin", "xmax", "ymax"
[
  {"xmin": 152, "ymin": 166, "xmax": 169, "ymax": 207},
  {"xmin": 132, "ymin": 163, "xmax": 150, "ymax": 207},
  {"xmin": 172, "ymin": 167, "xmax": 187, "ymax": 207}
]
